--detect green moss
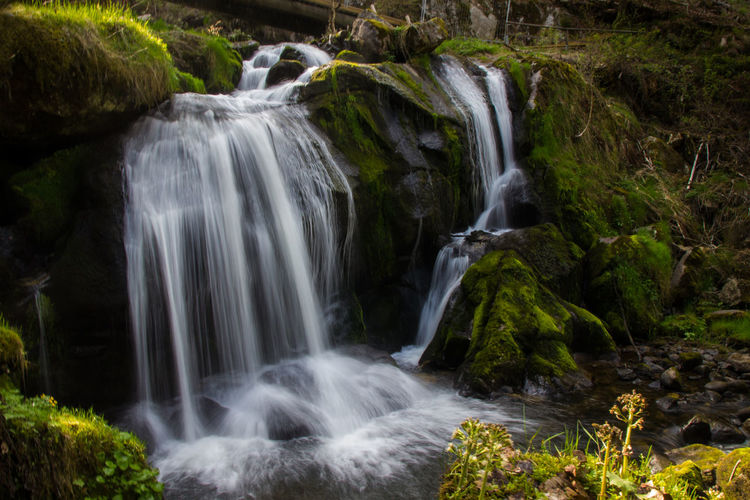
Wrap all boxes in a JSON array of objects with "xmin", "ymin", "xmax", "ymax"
[
  {"xmin": 654, "ymin": 460, "xmax": 704, "ymax": 498},
  {"xmin": 708, "ymin": 312, "xmax": 750, "ymax": 344},
  {"xmin": 717, "ymin": 448, "xmax": 750, "ymax": 500},
  {"xmin": 9, "ymin": 146, "xmax": 87, "ymax": 247},
  {"xmin": 172, "ymin": 70, "xmax": 206, "ymax": 94},
  {"xmin": 162, "ymin": 30, "xmax": 241, "ymax": 93},
  {"xmin": 435, "ymin": 37, "xmax": 507, "ymax": 58},
  {"xmin": 0, "ymin": 315, "xmax": 24, "ymax": 376},
  {"xmin": 0, "ymin": 387, "xmax": 163, "ymax": 499},
  {"xmin": 335, "ymin": 50, "xmax": 366, "ymax": 63},
  {"xmin": 668, "ymin": 444, "xmax": 725, "ymax": 470},
  {"xmin": 565, "ymin": 302, "xmax": 616, "ymax": 355},
  {"xmin": 0, "ymin": 2, "xmax": 175, "ymax": 141},
  {"xmin": 202, "ymin": 36, "xmax": 242, "ymax": 92},
  {"xmin": 431, "ymin": 250, "xmax": 591, "ymax": 392},
  {"xmin": 585, "ymin": 233, "xmax": 673, "ymax": 339}
]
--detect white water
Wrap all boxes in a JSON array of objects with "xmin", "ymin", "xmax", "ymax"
[
  {"xmin": 124, "ymin": 45, "xmax": 533, "ymax": 498},
  {"xmin": 396, "ymin": 57, "xmax": 524, "ymax": 368}
]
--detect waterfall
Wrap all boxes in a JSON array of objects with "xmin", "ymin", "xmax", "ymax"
[
  {"xmin": 396, "ymin": 57, "xmax": 522, "ymax": 365},
  {"xmin": 123, "ymin": 45, "xmax": 532, "ymax": 499},
  {"xmin": 26, "ymin": 274, "xmax": 51, "ymax": 393},
  {"xmin": 125, "ymin": 44, "xmax": 354, "ymax": 441}
]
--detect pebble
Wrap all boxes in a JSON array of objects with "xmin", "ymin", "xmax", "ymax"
[{"xmin": 661, "ymin": 367, "xmax": 682, "ymax": 390}]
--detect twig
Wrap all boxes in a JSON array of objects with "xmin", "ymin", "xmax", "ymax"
[
  {"xmin": 729, "ymin": 459, "xmax": 741, "ymax": 483},
  {"xmin": 686, "ymin": 142, "xmax": 704, "ymax": 190},
  {"xmin": 575, "ymin": 81, "xmax": 594, "ymax": 138}
]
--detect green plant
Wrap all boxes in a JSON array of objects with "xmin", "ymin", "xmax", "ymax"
[
  {"xmin": 593, "ymin": 422, "xmax": 622, "ymax": 500},
  {"xmin": 610, "ymin": 390, "xmax": 646, "ymax": 478}
]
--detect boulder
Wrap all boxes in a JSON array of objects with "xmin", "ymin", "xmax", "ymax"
[
  {"xmin": 421, "ymin": 249, "xmax": 614, "ymax": 394},
  {"xmin": 393, "ymin": 18, "xmax": 448, "ymax": 60},
  {"xmin": 231, "ymin": 39, "xmax": 259, "ymax": 59},
  {"xmin": 710, "ymin": 420, "xmax": 745, "ymax": 444},
  {"xmin": 161, "ymin": 30, "xmax": 243, "ymax": 93},
  {"xmin": 727, "ymin": 352, "xmax": 750, "ymax": 374},
  {"xmin": 335, "ymin": 50, "xmax": 367, "ymax": 63},
  {"xmin": 0, "ymin": 3, "xmax": 174, "ymax": 148},
  {"xmin": 681, "ymin": 415, "xmax": 711, "ymax": 444},
  {"xmin": 716, "ymin": 448, "xmax": 750, "ymax": 499},
  {"xmin": 266, "ymin": 59, "xmax": 306, "ymax": 86},
  {"xmin": 585, "ymin": 233, "xmax": 672, "ymax": 341},
  {"xmin": 660, "ymin": 366, "xmax": 682, "ymax": 390},
  {"xmin": 664, "ymin": 443, "xmax": 725, "ymax": 469},
  {"xmin": 349, "ymin": 13, "xmax": 394, "ymax": 63}
]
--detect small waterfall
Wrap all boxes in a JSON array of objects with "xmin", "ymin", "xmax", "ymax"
[
  {"xmin": 396, "ymin": 58, "xmax": 523, "ymax": 366},
  {"xmin": 24, "ymin": 274, "xmax": 51, "ymax": 393},
  {"xmin": 125, "ymin": 44, "xmax": 354, "ymax": 441}
]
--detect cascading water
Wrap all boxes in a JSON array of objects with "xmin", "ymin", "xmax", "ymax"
[
  {"xmin": 123, "ymin": 45, "xmax": 530, "ymax": 498},
  {"xmin": 394, "ymin": 57, "xmax": 525, "ymax": 368}
]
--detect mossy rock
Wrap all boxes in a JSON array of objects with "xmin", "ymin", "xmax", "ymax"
[
  {"xmin": 656, "ymin": 460, "xmax": 705, "ymax": 496},
  {"xmin": 336, "ymin": 50, "xmax": 366, "ymax": 63},
  {"xmin": 161, "ymin": 29, "xmax": 242, "ymax": 93},
  {"xmin": 717, "ymin": 448, "xmax": 750, "ymax": 500},
  {"xmin": 564, "ymin": 302, "xmax": 616, "ymax": 356},
  {"xmin": 585, "ymin": 233, "xmax": 672, "ymax": 340},
  {"xmin": 303, "ymin": 59, "xmax": 473, "ymax": 287},
  {"xmin": 665, "ymin": 443, "xmax": 725, "ymax": 470},
  {"xmin": 0, "ymin": 318, "xmax": 24, "ymax": 377},
  {"xmin": 424, "ymin": 250, "xmax": 600, "ymax": 393},
  {"xmin": 0, "ymin": 387, "xmax": 163, "ymax": 499},
  {"xmin": 8, "ymin": 146, "xmax": 89, "ymax": 248},
  {"xmin": 266, "ymin": 59, "xmax": 306, "ymax": 87},
  {"xmin": 0, "ymin": 3, "xmax": 174, "ymax": 147},
  {"xmin": 641, "ymin": 136, "xmax": 686, "ymax": 173}
]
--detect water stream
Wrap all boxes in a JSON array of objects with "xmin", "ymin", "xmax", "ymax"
[
  {"xmin": 123, "ymin": 46, "xmax": 537, "ymax": 498},
  {"xmin": 394, "ymin": 57, "xmax": 526, "ymax": 368}
]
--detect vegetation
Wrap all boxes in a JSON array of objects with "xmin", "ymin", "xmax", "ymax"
[
  {"xmin": 440, "ymin": 391, "xmax": 733, "ymax": 499},
  {"xmin": 0, "ymin": 317, "xmax": 162, "ymax": 499}
]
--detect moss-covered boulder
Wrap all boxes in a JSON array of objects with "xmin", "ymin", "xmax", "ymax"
[
  {"xmin": 655, "ymin": 460, "xmax": 705, "ymax": 496},
  {"xmin": 422, "ymin": 249, "xmax": 614, "ymax": 393},
  {"xmin": 303, "ymin": 59, "xmax": 473, "ymax": 288},
  {"xmin": 717, "ymin": 448, "xmax": 750, "ymax": 500},
  {"xmin": 665, "ymin": 444, "xmax": 725, "ymax": 471},
  {"xmin": 0, "ymin": 316, "xmax": 24, "ymax": 384},
  {"xmin": 160, "ymin": 29, "xmax": 242, "ymax": 93},
  {"xmin": 0, "ymin": 331, "xmax": 162, "ymax": 498},
  {"xmin": 584, "ymin": 232, "xmax": 672, "ymax": 340},
  {"xmin": 266, "ymin": 59, "xmax": 306, "ymax": 86},
  {"xmin": 0, "ymin": 2, "xmax": 175, "ymax": 147},
  {"xmin": 469, "ymin": 223, "xmax": 585, "ymax": 303},
  {"xmin": 393, "ymin": 18, "xmax": 448, "ymax": 60},
  {"xmin": 349, "ymin": 13, "xmax": 394, "ymax": 63}
]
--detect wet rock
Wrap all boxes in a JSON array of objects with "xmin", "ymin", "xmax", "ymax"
[
  {"xmin": 266, "ymin": 59, "xmax": 306, "ymax": 86},
  {"xmin": 705, "ymin": 380, "xmax": 730, "ymax": 393},
  {"xmin": 660, "ymin": 367, "xmax": 682, "ymax": 390},
  {"xmin": 705, "ymin": 390, "xmax": 722, "ymax": 403},
  {"xmin": 728, "ymin": 352, "xmax": 750, "ymax": 374},
  {"xmin": 665, "ymin": 443, "xmax": 725, "ymax": 469},
  {"xmin": 728, "ymin": 379, "xmax": 750, "ymax": 393},
  {"xmin": 737, "ymin": 407, "xmax": 750, "ymax": 421},
  {"xmin": 649, "ymin": 453, "xmax": 673, "ymax": 473},
  {"xmin": 617, "ymin": 367, "xmax": 637, "ymax": 381},
  {"xmin": 710, "ymin": 420, "xmax": 746, "ymax": 444},
  {"xmin": 681, "ymin": 415, "xmax": 711, "ymax": 444},
  {"xmin": 394, "ymin": 18, "xmax": 448, "ymax": 60},
  {"xmin": 656, "ymin": 393, "xmax": 680, "ymax": 413},
  {"xmin": 232, "ymin": 39, "xmax": 259, "ymax": 59},
  {"xmin": 679, "ymin": 351, "xmax": 703, "ymax": 371},
  {"xmin": 335, "ymin": 345, "xmax": 397, "ymax": 366},
  {"xmin": 279, "ymin": 45, "xmax": 304, "ymax": 62},
  {"xmin": 335, "ymin": 49, "xmax": 366, "ymax": 63},
  {"xmin": 741, "ymin": 418, "xmax": 750, "ymax": 435},
  {"xmin": 349, "ymin": 13, "xmax": 394, "ymax": 62}
]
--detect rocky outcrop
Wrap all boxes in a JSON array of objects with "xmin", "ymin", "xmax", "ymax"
[
  {"xmin": 160, "ymin": 30, "xmax": 243, "ymax": 93},
  {"xmin": 0, "ymin": 3, "xmax": 174, "ymax": 149},
  {"xmin": 348, "ymin": 12, "xmax": 448, "ymax": 63},
  {"xmin": 421, "ymin": 243, "xmax": 615, "ymax": 394},
  {"xmin": 301, "ymin": 57, "xmax": 476, "ymax": 346}
]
